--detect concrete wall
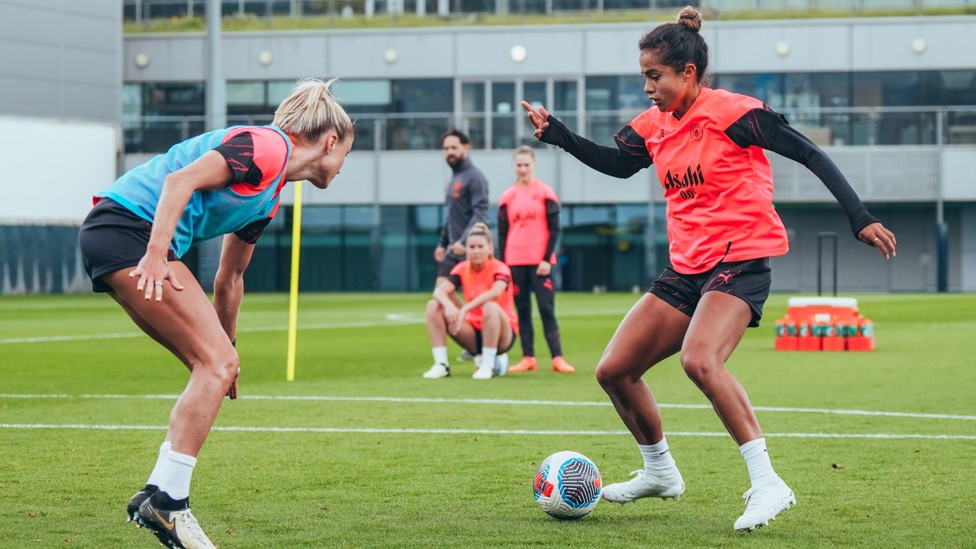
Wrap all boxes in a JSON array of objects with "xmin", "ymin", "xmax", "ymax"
[
  {"xmin": 0, "ymin": 0, "xmax": 122, "ymax": 123},
  {"xmin": 122, "ymin": 17, "xmax": 976, "ymax": 82}
]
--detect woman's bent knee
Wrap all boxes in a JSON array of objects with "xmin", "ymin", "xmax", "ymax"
[
  {"xmin": 680, "ymin": 351, "xmax": 719, "ymax": 386},
  {"xmin": 191, "ymin": 351, "xmax": 239, "ymax": 387},
  {"xmin": 481, "ymin": 301, "xmax": 502, "ymax": 318},
  {"xmin": 595, "ymin": 359, "xmax": 629, "ymax": 389}
]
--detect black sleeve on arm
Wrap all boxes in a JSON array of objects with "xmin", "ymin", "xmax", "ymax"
[
  {"xmin": 543, "ymin": 199, "xmax": 561, "ymax": 261},
  {"xmin": 464, "ymin": 174, "xmax": 490, "ymax": 239},
  {"xmin": 496, "ymin": 204, "xmax": 509, "ymax": 262},
  {"xmin": 438, "ymin": 220, "xmax": 449, "ymax": 248},
  {"xmin": 214, "ymin": 131, "xmax": 264, "ymax": 187},
  {"xmin": 233, "ymin": 216, "xmax": 272, "ymax": 244},
  {"xmin": 725, "ymin": 108, "xmax": 878, "ymax": 237},
  {"xmin": 539, "ymin": 115, "xmax": 651, "ymax": 179}
]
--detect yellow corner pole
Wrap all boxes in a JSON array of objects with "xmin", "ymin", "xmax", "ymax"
[{"xmin": 286, "ymin": 181, "xmax": 303, "ymax": 382}]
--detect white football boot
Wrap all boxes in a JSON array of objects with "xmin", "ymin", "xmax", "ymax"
[
  {"xmin": 601, "ymin": 467, "xmax": 685, "ymax": 503},
  {"xmin": 733, "ymin": 476, "xmax": 796, "ymax": 532},
  {"xmin": 422, "ymin": 363, "xmax": 450, "ymax": 379}
]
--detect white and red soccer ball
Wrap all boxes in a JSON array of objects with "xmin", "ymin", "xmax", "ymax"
[{"xmin": 533, "ymin": 451, "xmax": 602, "ymax": 520}]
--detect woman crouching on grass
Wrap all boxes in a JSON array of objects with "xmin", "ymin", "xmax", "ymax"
[
  {"xmin": 78, "ymin": 77, "xmax": 353, "ymax": 549},
  {"xmin": 423, "ymin": 222, "xmax": 519, "ymax": 380}
]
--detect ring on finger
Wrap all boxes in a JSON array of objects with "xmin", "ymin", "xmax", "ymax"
[
  {"xmin": 872, "ymin": 237, "xmax": 880, "ymax": 243},
  {"xmin": 154, "ymin": 282, "xmax": 164, "ymax": 287}
]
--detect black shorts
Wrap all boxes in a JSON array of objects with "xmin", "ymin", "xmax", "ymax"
[
  {"xmin": 78, "ymin": 198, "xmax": 177, "ymax": 293},
  {"xmin": 474, "ymin": 329, "xmax": 518, "ymax": 354},
  {"xmin": 649, "ymin": 258, "xmax": 771, "ymax": 328},
  {"xmin": 436, "ymin": 252, "xmax": 464, "ymax": 278}
]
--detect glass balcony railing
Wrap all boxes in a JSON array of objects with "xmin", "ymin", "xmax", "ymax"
[{"xmin": 123, "ymin": 106, "xmax": 976, "ymax": 155}]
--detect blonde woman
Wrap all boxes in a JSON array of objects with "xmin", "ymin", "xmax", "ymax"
[
  {"xmin": 423, "ymin": 223, "xmax": 519, "ymax": 380},
  {"xmin": 79, "ymin": 78, "xmax": 354, "ymax": 548}
]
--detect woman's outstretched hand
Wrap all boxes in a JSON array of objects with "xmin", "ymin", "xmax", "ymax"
[
  {"xmin": 521, "ymin": 101, "xmax": 550, "ymax": 139},
  {"xmin": 857, "ymin": 222, "xmax": 897, "ymax": 260}
]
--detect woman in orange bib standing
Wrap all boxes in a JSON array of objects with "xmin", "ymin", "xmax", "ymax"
[
  {"xmin": 498, "ymin": 146, "xmax": 574, "ymax": 374},
  {"xmin": 522, "ymin": 6, "xmax": 896, "ymax": 532}
]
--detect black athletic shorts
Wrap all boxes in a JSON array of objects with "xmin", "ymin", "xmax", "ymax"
[
  {"xmin": 474, "ymin": 329, "xmax": 518, "ymax": 354},
  {"xmin": 436, "ymin": 252, "xmax": 464, "ymax": 278},
  {"xmin": 649, "ymin": 258, "xmax": 771, "ymax": 328},
  {"xmin": 77, "ymin": 198, "xmax": 177, "ymax": 293}
]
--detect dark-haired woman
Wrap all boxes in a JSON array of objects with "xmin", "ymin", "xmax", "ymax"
[{"xmin": 522, "ymin": 6, "xmax": 895, "ymax": 532}]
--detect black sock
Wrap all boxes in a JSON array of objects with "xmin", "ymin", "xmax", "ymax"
[{"xmin": 151, "ymin": 490, "xmax": 189, "ymax": 510}]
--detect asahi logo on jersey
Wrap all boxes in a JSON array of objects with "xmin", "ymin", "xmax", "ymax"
[
  {"xmin": 511, "ymin": 210, "xmax": 541, "ymax": 224},
  {"xmin": 663, "ymin": 165, "xmax": 705, "ymax": 191}
]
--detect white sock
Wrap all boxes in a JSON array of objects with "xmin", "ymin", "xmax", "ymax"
[
  {"xmin": 639, "ymin": 437, "xmax": 677, "ymax": 473},
  {"xmin": 432, "ymin": 346, "xmax": 448, "ymax": 366},
  {"xmin": 159, "ymin": 450, "xmax": 197, "ymax": 500},
  {"xmin": 480, "ymin": 347, "xmax": 497, "ymax": 371},
  {"xmin": 740, "ymin": 437, "xmax": 776, "ymax": 486},
  {"xmin": 146, "ymin": 440, "xmax": 173, "ymax": 488}
]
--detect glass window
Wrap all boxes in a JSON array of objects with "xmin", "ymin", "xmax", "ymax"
[
  {"xmin": 384, "ymin": 79, "xmax": 453, "ymax": 150},
  {"xmin": 123, "ymin": 83, "xmax": 142, "ymax": 118},
  {"xmin": 568, "ymin": 205, "xmax": 612, "ymax": 227},
  {"xmin": 585, "ymin": 76, "xmax": 644, "ymax": 145},
  {"xmin": 268, "ymin": 81, "xmax": 295, "ymax": 105},
  {"xmin": 391, "ymin": 79, "xmax": 452, "ymax": 113},
  {"xmin": 333, "ymin": 80, "xmax": 392, "ymax": 108},
  {"xmin": 302, "ymin": 205, "xmax": 342, "ymax": 230},
  {"xmin": 553, "ymin": 79, "xmax": 579, "ymax": 136},
  {"xmin": 854, "ymin": 71, "xmax": 918, "ymax": 107},
  {"xmin": 492, "ymin": 81, "xmax": 516, "ymax": 150},
  {"xmin": 523, "ymin": 81, "xmax": 547, "ymax": 107},
  {"xmin": 932, "ymin": 70, "xmax": 976, "ymax": 106},
  {"xmin": 227, "ymin": 82, "xmax": 265, "ymax": 107},
  {"xmin": 123, "ymin": 82, "xmax": 205, "ymax": 153},
  {"xmin": 461, "ymin": 81, "xmax": 486, "ymax": 149},
  {"xmin": 715, "ymin": 73, "xmax": 785, "ymax": 107},
  {"xmin": 343, "ymin": 205, "xmax": 377, "ymax": 229}
]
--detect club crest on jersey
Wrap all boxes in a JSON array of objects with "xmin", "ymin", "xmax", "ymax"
[
  {"xmin": 690, "ymin": 124, "xmax": 703, "ymax": 140},
  {"xmin": 452, "ymin": 181, "xmax": 462, "ymax": 198}
]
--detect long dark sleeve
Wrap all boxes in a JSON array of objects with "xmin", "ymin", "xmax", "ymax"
[
  {"xmin": 543, "ymin": 199, "xmax": 560, "ymax": 261},
  {"xmin": 540, "ymin": 115, "xmax": 652, "ymax": 179},
  {"xmin": 725, "ymin": 107, "xmax": 878, "ymax": 237},
  {"xmin": 496, "ymin": 204, "xmax": 509, "ymax": 262},
  {"xmin": 438, "ymin": 223, "xmax": 449, "ymax": 248},
  {"xmin": 463, "ymin": 171, "xmax": 490, "ymax": 241}
]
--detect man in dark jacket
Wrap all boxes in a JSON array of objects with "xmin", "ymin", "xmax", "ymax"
[{"xmin": 434, "ymin": 129, "xmax": 490, "ymax": 289}]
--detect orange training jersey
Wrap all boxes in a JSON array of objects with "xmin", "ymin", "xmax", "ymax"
[
  {"xmin": 629, "ymin": 87, "xmax": 789, "ymax": 274},
  {"xmin": 448, "ymin": 258, "xmax": 519, "ymax": 333},
  {"xmin": 498, "ymin": 179, "xmax": 558, "ymax": 265}
]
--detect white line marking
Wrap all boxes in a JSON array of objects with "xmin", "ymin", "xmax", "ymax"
[
  {"xmin": 0, "ymin": 423, "xmax": 973, "ymax": 440},
  {"xmin": 0, "ymin": 320, "xmax": 419, "ymax": 345},
  {"xmin": 1, "ymin": 393, "xmax": 974, "ymax": 421},
  {"xmin": 0, "ymin": 309, "xmax": 628, "ymax": 345}
]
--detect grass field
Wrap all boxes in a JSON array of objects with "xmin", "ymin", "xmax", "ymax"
[{"xmin": 2, "ymin": 291, "xmax": 975, "ymax": 548}]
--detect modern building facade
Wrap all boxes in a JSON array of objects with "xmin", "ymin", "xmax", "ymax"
[{"xmin": 2, "ymin": 2, "xmax": 975, "ymax": 293}]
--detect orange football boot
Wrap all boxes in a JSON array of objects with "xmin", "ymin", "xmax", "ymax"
[
  {"xmin": 509, "ymin": 356, "xmax": 538, "ymax": 372},
  {"xmin": 551, "ymin": 356, "xmax": 576, "ymax": 373}
]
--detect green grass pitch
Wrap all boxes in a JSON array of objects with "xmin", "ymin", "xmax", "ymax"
[{"xmin": 2, "ymin": 292, "xmax": 974, "ymax": 548}]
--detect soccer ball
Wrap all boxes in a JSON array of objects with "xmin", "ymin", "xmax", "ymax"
[{"xmin": 533, "ymin": 451, "xmax": 602, "ymax": 520}]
